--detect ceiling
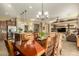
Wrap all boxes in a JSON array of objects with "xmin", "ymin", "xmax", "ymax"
[{"xmin": 0, "ymin": 3, "xmax": 79, "ymax": 20}]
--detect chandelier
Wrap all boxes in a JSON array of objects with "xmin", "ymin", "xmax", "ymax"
[{"xmin": 36, "ymin": 3, "xmax": 49, "ymax": 20}]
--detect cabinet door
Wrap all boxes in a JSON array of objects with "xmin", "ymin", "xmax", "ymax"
[
  {"xmin": 34, "ymin": 24, "xmax": 39, "ymax": 32},
  {"xmin": 24, "ymin": 25, "xmax": 28, "ymax": 32}
]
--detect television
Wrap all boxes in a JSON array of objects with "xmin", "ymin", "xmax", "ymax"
[{"xmin": 57, "ymin": 28, "xmax": 66, "ymax": 32}]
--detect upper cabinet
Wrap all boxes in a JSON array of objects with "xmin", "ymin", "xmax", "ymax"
[{"xmin": 7, "ymin": 18, "xmax": 16, "ymax": 26}]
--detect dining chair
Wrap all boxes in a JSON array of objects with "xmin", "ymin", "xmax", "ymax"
[
  {"xmin": 53, "ymin": 33, "xmax": 62, "ymax": 56},
  {"xmin": 4, "ymin": 40, "xmax": 15, "ymax": 56},
  {"xmin": 4, "ymin": 40, "xmax": 21, "ymax": 56},
  {"xmin": 21, "ymin": 33, "xmax": 34, "ymax": 41},
  {"xmin": 76, "ymin": 35, "xmax": 79, "ymax": 48},
  {"xmin": 44, "ymin": 36, "xmax": 54, "ymax": 56},
  {"xmin": 49, "ymin": 32, "xmax": 57, "ymax": 55},
  {"xmin": 33, "ymin": 32, "xmax": 39, "ymax": 41}
]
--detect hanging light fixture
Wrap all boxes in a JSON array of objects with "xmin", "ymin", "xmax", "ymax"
[{"xmin": 36, "ymin": 3, "xmax": 49, "ymax": 20}]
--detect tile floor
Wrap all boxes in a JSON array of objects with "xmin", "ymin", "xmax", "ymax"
[
  {"xmin": 61, "ymin": 40, "xmax": 79, "ymax": 56},
  {"xmin": 0, "ymin": 40, "xmax": 8, "ymax": 56}
]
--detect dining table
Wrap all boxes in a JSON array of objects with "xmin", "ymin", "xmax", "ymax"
[{"xmin": 14, "ymin": 40, "xmax": 46, "ymax": 56}]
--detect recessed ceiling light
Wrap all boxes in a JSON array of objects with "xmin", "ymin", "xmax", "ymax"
[
  {"xmin": 44, "ymin": 11, "xmax": 48, "ymax": 15},
  {"xmin": 29, "ymin": 6, "xmax": 32, "ymax": 9},
  {"xmin": 5, "ymin": 12, "xmax": 8, "ymax": 15},
  {"xmin": 38, "ymin": 12, "xmax": 42, "ymax": 15},
  {"xmin": 17, "ymin": 15, "xmax": 20, "ymax": 18},
  {"xmin": 7, "ymin": 4, "xmax": 12, "ymax": 8},
  {"xmin": 49, "ymin": 21, "xmax": 53, "ymax": 23},
  {"xmin": 47, "ymin": 15, "xmax": 49, "ymax": 17},
  {"xmin": 36, "ymin": 15, "xmax": 39, "ymax": 18},
  {"xmin": 31, "ymin": 19, "xmax": 35, "ymax": 21}
]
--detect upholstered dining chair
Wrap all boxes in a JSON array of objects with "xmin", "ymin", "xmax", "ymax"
[
  {"xmin": 33, "ymin": 32, "xmax": 39, "ymax": 41},
  {"xmin": 21, "ymin": 33, "xmax": 34, "ymax": 41},
  {"xmin": 49, "ymin": 32, "xmax": 57, "ymax": 55},
  {"xmin": 44, "ymin": 36, "xmax": 54, "ymax": 56},
  {"xmin": 4, "ymin": 40, "xmax": 21, "ymax": 56},
  {"xmin": 4, "ymin": 40, "xmax": 15, "ymax": 56},
  {"xmin": 53, "ymin": 33, "xmax": 62, "ymax": 56}
]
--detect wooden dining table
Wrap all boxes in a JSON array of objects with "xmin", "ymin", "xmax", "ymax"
[{"xmin": 14, "ymin": 41, "xmax": 46, "ymax": 56}]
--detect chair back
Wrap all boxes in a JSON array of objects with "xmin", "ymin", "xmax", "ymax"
[
  {"xmin": 33, "ymin": 32, "xmax": 39, "ymax": 40},
  {"xmin": 53, "ymin": 33, "xmax": 62, "ymax": 56},
  {"xmin": 22, "ymin": 33, "xmax": 34, "ymax": 41},
  {"xmin": 45, "ymin": 36, "xmax": 54, "ymax": 56},
  {"xmin": 4, "ymin": 40, "xmax": 14, "ymax": 56},
  {"xmin": 76, "ymin": 35, "xmax": 79, "ymax": 47}
]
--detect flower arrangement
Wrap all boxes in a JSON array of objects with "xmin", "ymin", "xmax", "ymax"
[{"xmin": 39, "ymin": 32, "xmax": 46, "ymax": 40}]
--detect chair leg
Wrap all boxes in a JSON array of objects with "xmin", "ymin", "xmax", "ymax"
[{"xmin": 60, "ymin": 49, "xmax": 62, "ymax": 55}]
